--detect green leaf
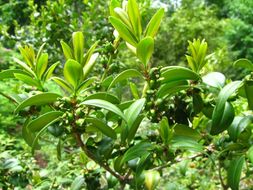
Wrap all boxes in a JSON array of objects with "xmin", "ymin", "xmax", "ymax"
[
  {"xmin": 43, "ymin": 61, "xmax": 59, "ymax": 80},
  {"xmin": 84, "ymin": 92, "xmax": 120, "ymax": 104},
  {"xmin": 114, "ymin": 7, "xmax": 132, "ymax": 29},
  {"xmin": 51, "ymin": 77, "xmax": 73, "ymax": 93},
  {"xmin": 108, "ymin": 69, "xmax": 143, "ymax": 90},
  {"xmin": 22, "ymin": 119, "xmax": 35, "ymax": 146},
  {"xmin": 129, "ymin": 82, "xmax": 140, "ymax": 99},
  {"xmin": 157, "ymin": 83, "xmax": 190, "ymax": 99},
  {"xmin": 127, "ymin": 0, "xmax": 142, "ymax": 39},
  {"xmin": 211, "ymin": 81, "xmax": 242, "ymax": 135},
  {"xmin": 13, "ymin": 57, "xmax": 35, "ymax": 76},
  {"xmin": 110, "ymin": 0, "xmax": 121, "ymax": 17},
  {"xmin": 57, "ymin": 138, "xmax": 62, "ymax": 161},
  {"xmin": 228, "ymin": 116, "xmax": 252, "ymax": 141},
  {"xmin": 36, "ymin": 53, "xmax": 48, "ymax": 79},
  {"xmin": 161, "ymin": 66, "xmax": 200, "ymax": 83},
  {"xmin": 125, "ymin": 98, "xmax": 145, "ymax": 127},
  {"xmin": 121, "ymin": 142, "xmax": 153, "ymax": 165},
  {"xmin": 70, "ymin": 176, "xmax": 85, "ymax": 190},
  {"xmin": 171, "ymin": 136, "xmax": 203, "ymax": 152},
  {"xmin": 60, "ymin": 40, "xmax": 74, "ymax": 60},
  {"xmin": 137, "ymin": 37, "xmax": 154, "ymax": 66},
  {"xmin": 83, "ymin": 53, "xmax": 99, "ymax": 79},
  {"xmin": 227, "ymin": 156, "xmax": 245, "ymax": 190},
  {"xmin": 86, "ymin": 117, "xmax": 117, "ymax": 139},
  {"xmin": 109, "ymin": 16, "xmax": 138, "ymax": 46},
  {"xmin": 211, "ymin": 102, "xmax": 235, "ymax": 135},
  {"xmin": 27, "ymin": 111, "xmax": 63, "ymax": 132},
  {"xmin": 159, "ymin": 117, "xmax": 172, "ymax": 145},
  {"xmin": 76, "ymin": 77, "xmax": 96, "ymax": 94},
  {"xmin": 72, "ymin": 32, "xmax": 84, "ymax": 64},
  {"xmin": 81, "ymin": 99, "xmax": 126, "ymax": 121},
  {"xmin": 247, "ymin": 146, "xmax": 253, "ymax": 164},
  {"xmin": 63, "ymin": 59, "xmax": 82, "ymax": 89},
  {"xmin": 31, "ymin": 118, "xmax": 60, "ymax": 154},
  {"xmin": 144, "ymin": 8, "xmax": 164, "ymax": 37},
  {"xmin": 36, "ymin": 43, "xmax": 46, "ymax": 62},
  {"xmin": 233, "ymin": 58, "xmax": 253, "ymax": 71},
  {"xmin": 14, "ymin": 73, "xmax": 39, "ymax": 87},
  {"xmin": 174, "ymin": 124, "xmax": 201, "ymax": 140},
  {"xmin": 19, "ymin": 45, "xmax": 35, "ymax": 68},
  {"xmin": 136, "ymin": 153, "xmax": 150, "ymax": 176},
  {"xmin": 83, "ymin": 40, "xmax": 99, "ymax": 67},
  {"xmin": 127, "ymin": 115, "xmax": 144, "ymax": 143},
  {"xmin": 15, "ymin": 92, "xmax": 61, "ymax": 114},
  {"xmin": 244, "ymin": 80, "xmax": 253, "ymax": 110},
  {"xmin": 0, "ymin": 69, "xmax": 29, "ymax": 80},
  {"xmin": 202, "ymin": 72, "xmax": 226, "ymax": 89}
]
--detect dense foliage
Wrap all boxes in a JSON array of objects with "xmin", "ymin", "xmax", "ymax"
[{"xmin": 1, "ymin": 0, "xmax": 253, "ymax": 190}]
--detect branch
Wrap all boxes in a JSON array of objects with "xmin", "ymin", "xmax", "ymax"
[{"xmin": 74, "ymin": 132, "xmax": 125, "ymax": 182}]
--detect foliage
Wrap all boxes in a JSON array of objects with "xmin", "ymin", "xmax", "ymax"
[{"xmin": 1, "ymin": 0, "xmax": 253, "ymax": 190}]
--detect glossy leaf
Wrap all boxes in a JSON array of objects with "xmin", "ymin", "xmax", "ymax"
[
  {"xmin": 211, "ymin": 102, "xmax": 235, "ymax": 135},
  {"xmin": 86, "ymin": 117, "xmax": 117, "ymax": 139},
  {"xmin": 171, "ymin": 136, "xmax": 203, "ymax": 152},
  {"xmin": 137, "ymin": 37, "xmax": 154, "ymax": 66},
  {"xmin": 32, "ymin": 118, "xmax": 60, "ymax": 154},
  {"xmin": 108, "ymin": 69, "xmax": 143, "ymax": 89},
  {"xmin": 60, "ymin": 40, "xmax": 74, "ymax": 60},
  {"xmin": 202, "ymin": 72, "xmax": 226, "ymax": 88},
  {"xmin": 211, "ymin": 81, "xmax": 242, "ymax": 135},
  {"xmin": 227, "ymin": 156, "xmax": 245, "ymax": 190},
  {"xmin": 110, "ymin": 0, "xmax": 121, "ymax": 17},
  {"xmin": 114, "ymin": 7, "xmax": 132, "ymax": 28},
  {"xmin": 144, "ymin": 8, "xmax": 164, "ymax": 37},
  {"xmin": 125, "ymin": 98, "xmax": 145, "ymax": 127},
  {"xmin": 83, "ymin": 53, "xmax": 99, "ymax": 79},
  {"xmin": 27, "ymin": 111, "xmax": 63, "ymax": 132},
  {"xmin": 15, "ymin": 92, "xmax": 61, "ymax": 113},
  {"xmin": 84, "ymin": 92, "xmax": 120, "ymax": 104},
  {"xmin": 174, "ymin": 124, "xmax": 201, "ymax": 140},
  {"xmin": 244, "ymin": 80, "xmax": 253, "ymax": 110},
  {"xmin": 109, "ymin": 16, "xmax": 138, "ymax": 46},
  {"xmin": 127, "ymin": 0, "xmax": 142, "ymax": 38},
  {"xmin": 51, "ymin": 77, "xmax": 73, "ymax": 93},
  {"xmin": 83, "ymin": 41, "xmax": 99, "ymax": 67},
  {"xmin": 120, "ymin": 142, "xmax": 153, "ymax": 165},
  {"xmin": 36, "ymin": 43, "xmax": 46, "ymax": 62},
  {"xmin": 233, "ymin": 58, "xmax": 253, "ymax": 71},
  {"xmin": 127, "ymin": 115, "xmax": 144, "ymax": 143},
  {"xmin": 13, "ymin": 57, "xmax": 35, "ymax": 76},
  {"xmin": 161, "ymin": 66, "xmax": 200, "ymax": 83},
  {"xmin": 0, "ymin": 69, "xmax": 28, "ymax": 80},
  {"xmin": 129, "ymin": 82, "xmax": 140, "ymax": 99},
  {"xmin": 247, "ymin": 146, "xmax": 253, "ymax": 164},
  {"xmin": 72, "ymin": 31, "xmax": 84, "ymax": 64},
  {"xmin": 81, "ymin": 99, "xmax": 126, "ymax": 121},
  {"xmin": 14, "ymin": 73, "xmax": 39, "ymax": 87},
  {"xmin": 76, "ymin": 77, "xmax": 96, "ymax": 93},
  {"xmin": 63, "ymin": 59, "xmax": 82, "ymax": 89},
  {"xmin": 36, "ymin": 53, "xmax": 48, "ymax": 79},
  {"xmin": 228, "ymin": 116, "xmax": 252, "ymax": 141},
  {"xmin": 43, "ymin": 61, "xmax": 59, "ymax": 80},
  {"xmin": 159, "ymin": 117, "xmax": 172, "ymax": 145},
  {"xmin": 22, "ymin": 119, "xmax": 35, "ymax": 146}
]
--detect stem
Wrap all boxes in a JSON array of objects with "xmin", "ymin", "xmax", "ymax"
[
  {"xmin": 74, "ymin": 132, "xmax": 125, "ymax": 181},
  {"xmin": 0, "ymin": 91, "xmax": 18, "ymax": 104},
  {"xmin": 218, "ymin": 161, "xmax": 227, "ymax": 190}
]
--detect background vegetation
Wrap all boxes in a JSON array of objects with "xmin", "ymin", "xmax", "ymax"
[{"xmin": 1, "ymin": 0, "xmax": 253, "ymax": 189}]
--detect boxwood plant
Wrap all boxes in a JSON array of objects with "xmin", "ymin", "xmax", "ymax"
[{"xmin": 1, "ymin": 0, "xmax": 253, "ymax": 189}]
